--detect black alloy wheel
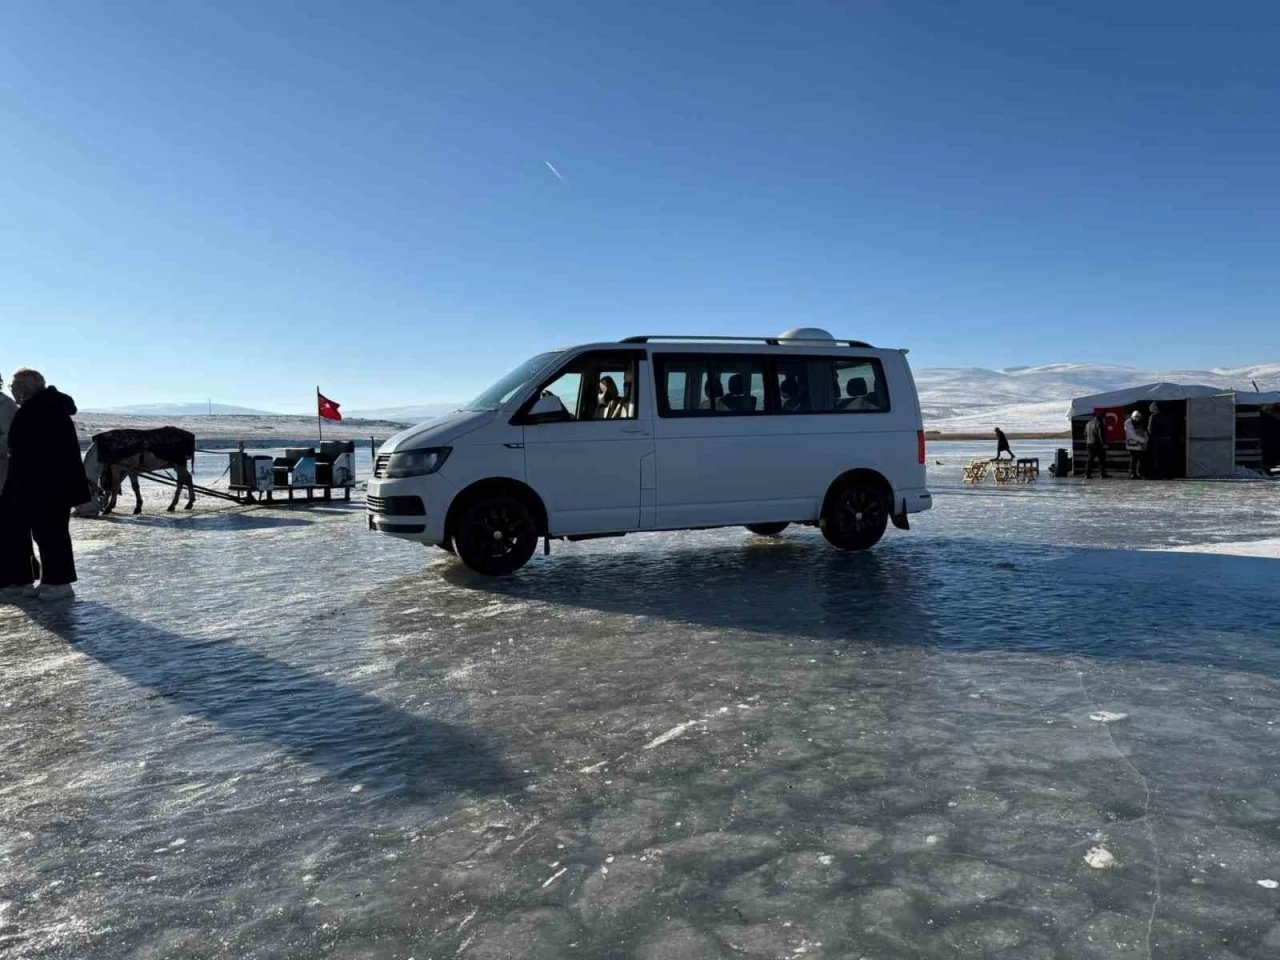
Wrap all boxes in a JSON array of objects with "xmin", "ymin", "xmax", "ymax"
[
  {"xmin": 819, "ymin": 481, "xmax": 889, "ymax": 551},
  {"xmin": 453, "ymin": 496, "xmax": 539, "ymax": 575}
]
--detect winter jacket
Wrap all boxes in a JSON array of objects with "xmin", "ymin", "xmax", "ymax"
[
  {"xmin": 0, "ymin": 390, "xmax": 15, "ymax": 496},
  {"xmin": 1084, "ymin": 417, "xmax": 1106, "ymax": 447},
  {"xmin": 7, "ymin": 386, "xmax": 92, "ymax": 510},
  {"xmin": 1148, "ymin": 410, "xmax": 1173, "ymax": 442},
  {"xmin": 1124, "ymin": 418, "xmax": 1149, "ymax": 452}
]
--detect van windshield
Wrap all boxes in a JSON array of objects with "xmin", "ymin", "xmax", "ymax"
[{"xmin": 463, "ymin": 351, "xmax": 564, "ymax": 412}]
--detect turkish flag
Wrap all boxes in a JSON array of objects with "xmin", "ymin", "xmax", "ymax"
[
  {"xmin": 1096, "ymin": 406, "xmax": 1125, "ymax": 445},
  {"xmin": 318, "ymin": 392, "xmax": 343, "ymax": 422}
]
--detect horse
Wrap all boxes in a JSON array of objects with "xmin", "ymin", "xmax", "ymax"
[{"xmin": 79, "ymin": 428, "xmax": 197, "ymax": 516}]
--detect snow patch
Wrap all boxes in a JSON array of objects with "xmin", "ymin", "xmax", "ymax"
[
  {"xmin": 1089, "ymin": 711, "xmax": 1129, "ymax": 724},
  {"xmin": 1155, "ymin": 539, "xmax": 1280, "ymax": 559},
  {"xmin": 1084, "ymin": 846, "xmax": 1117, "ymax": 869},
  {"xmin": 643, "ymin": 720, "xmax": 706, "ymax": 750}
]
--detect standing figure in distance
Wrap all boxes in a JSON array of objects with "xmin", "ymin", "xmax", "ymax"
[
  {"xmin": 994, "ymin": 427, "xmax": 1015, "ymax": 461},
  {"xmin": 1084, "ymin": 411, "xmax": 1109, "ymax": 479},
  {"xmin": 1147, "ymin": 402, "xmax": 1173, "ymax": 480},
  {"xmin": 1124, "ymin": 410, "xmax": 1149, "ymax": 480}
]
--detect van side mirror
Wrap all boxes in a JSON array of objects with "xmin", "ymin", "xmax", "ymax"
[{"xmin": 525, "ymin": 392, "xmax": 573, "ymax": 424}]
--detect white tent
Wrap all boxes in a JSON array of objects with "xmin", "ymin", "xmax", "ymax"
[
  {"xmin": 1069, "ymin": 383, "xmax": 1280, "ymax": 419},
  {"xmin": 1069, "ymin": 383, "xmax": 1280, "ymax": 478}
]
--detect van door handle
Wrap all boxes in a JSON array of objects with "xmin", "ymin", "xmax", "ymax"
[{"xmin": 621, "ymin": 427, "xmax": 649, "ymax": 435}]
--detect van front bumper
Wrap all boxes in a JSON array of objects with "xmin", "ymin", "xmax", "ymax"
[{"xmin": 366, "ymin": 476, "xmax": 451, "ymax": 543}]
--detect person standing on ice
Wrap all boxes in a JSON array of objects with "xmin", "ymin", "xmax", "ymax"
[
  {"xmin": 993, "ymin": 427, "xmax": 1014, "ymax": 461},
  {"xmin": 0, "ymin": 372, "xmax": 14, "ymax": 496},
  {"xmin": 0, "ymin": 372, "xmax": 30, "ymax": 599},
  {"xmin": 1147, "ymin": 402, "xmax": 1173, "ymax": 480},
  {"xmin": 1124, "ymin": 410, "xmax": 1149, "ymax": 479},
  {"xmin": 1084, "ymin": 411, "xmax": 1108, "ymax": 478},
  {"xmin": 4, "ymin": 369, "xmax": 90, "ymax": 601}
]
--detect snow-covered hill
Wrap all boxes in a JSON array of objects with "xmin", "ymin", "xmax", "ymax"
[
  {"xmin": 344, "ymin": 403, "xmax": 458, "ymax": 422},
  {"xmin": 86, "ymin": 402, "xmax": 280, "ymax": 417},
  {"xmin": 917, "ymin": 363, "xmax": 1280, "ymax": 433}
]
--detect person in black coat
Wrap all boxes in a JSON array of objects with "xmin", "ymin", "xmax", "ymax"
[
  {"xmin": 1147, "ymin": 402, "xmax": 1174, "ymax": 480},
  {"xmin": 5, "ymin": 369, "xmax": 90, "ymax": 598},
  {"xmin": 994, "ymin": 427, "xmax": 1014, "ymax": 461}
]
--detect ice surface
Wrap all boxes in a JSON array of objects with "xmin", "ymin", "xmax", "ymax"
[{"xmin": 2, "ymin": 440, "xmax": 1280, "ymax": 957}]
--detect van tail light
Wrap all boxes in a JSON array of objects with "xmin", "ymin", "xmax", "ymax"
[{"xmin": 918, "ymin": 430, "xmax": 926, "ymax": 465}]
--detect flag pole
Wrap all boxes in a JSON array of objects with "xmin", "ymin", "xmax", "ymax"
[{"xmin": 317, "ymin": 386, "xmax": 322, "ymax": 442}]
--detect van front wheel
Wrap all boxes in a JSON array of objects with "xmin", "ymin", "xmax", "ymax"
[
  {"xmin": 453, "ymin": 496, "xmax": 539, "ymax": 575},
  {"xmin": 745, "ymin": 522, "xmax": 790, "ymax": 537},
  {"xmin": 820, "ymin": 481, "xmax": 888, "ymax": 551}
]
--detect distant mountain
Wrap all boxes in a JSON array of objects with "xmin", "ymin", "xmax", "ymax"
[
  {"xmin": 86, "ymin": 402, "xmax": 281, "ymax": 417},
  {"xmin": 344, "ymin": 403, "xmax": 458, "ymax": 423},
  {"xmin": 916, "ymin": 363, "xmax": 1280, "ymax": 433}
]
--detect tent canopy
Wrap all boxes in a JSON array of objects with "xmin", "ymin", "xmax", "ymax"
[{"xmin": 1069, "ymin": 382, "xmax": 1280, "ymax": 419}]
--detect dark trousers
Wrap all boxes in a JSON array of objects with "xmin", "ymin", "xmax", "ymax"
[
  {"xmin": 29, "ymin": 507, "xmax": 77, "ymax": 585},
  {"xmin": 1150, "ymin": 441, "xmax": 1171, "ymax": 480},
  {"xmin": 1086, "ymin": 445, "xmax": 1108, "ymax": 478},
  {"xmin": 0, "ymin": 484, "xmax": 39, "ymax": 586},
  {"xmin": 1129, "ymin": 451, "xmax": 1145, "ymax": 478}
]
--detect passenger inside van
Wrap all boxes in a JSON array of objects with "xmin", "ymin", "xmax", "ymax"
[
  {"xmin": 779, "ymin": 374, "xmax": 806, "ymax": 412},
  {"xmin": 720, "ymin": 373, "xmax": 757, "ymax": 412},
  {"xmin": 840, "ymin": 378, "xmax": 874, "ymax": 411},
  {"xmin": 596, "ymin": 376, "xmax": 628, "ymax": 419},
  {"xmin": 700, "ymin": 378, "xmax": 726, "ymax": 410}
]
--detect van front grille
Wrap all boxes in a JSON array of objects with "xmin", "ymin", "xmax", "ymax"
[
  {"xmin": 373, "ymin": 455, "xmax": 390, "ymax": 478},
  {"xmin": 367, "ymin": 495, "xmax": 425, "ymax": 516}
]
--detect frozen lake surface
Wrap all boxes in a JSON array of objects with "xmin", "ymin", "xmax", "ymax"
[{"xmin": 3, "ymin": 442, "xmax": 1279, "ymax": 958}]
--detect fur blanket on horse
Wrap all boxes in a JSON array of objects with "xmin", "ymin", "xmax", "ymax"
[
  {"xmin": 93, "ymin": 427, "xmax": 195, "ymax": 467},
  {"xmin": 78, "ymin": 427, "xmax": 198, "ymax": 516}
]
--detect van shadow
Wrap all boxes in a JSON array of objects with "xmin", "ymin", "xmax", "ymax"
[
  {"xmin": 441, "ymin": 534, "xmax": 1280, "ymax": 678},
  {"xmin": 31, "ymin": 602, "xmax": 512, "ymax": 799}
]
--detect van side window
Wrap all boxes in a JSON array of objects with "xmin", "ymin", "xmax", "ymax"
[
  {"xmin": 835, "ymin": 359, "xmax": 889, "ymax": 412},
  {"xmin": 657, "ymin": 355, "xmax": 768, "ymax": 416},
  {"xmin": 776, "ymin": 359, "xmax": 813, "ymax": 413},
  {"xmin": 536, "ymin": 370, "xmax": 585, "ymax": 420},
  {"xmin": 707, "ymin": 358, "xmax": 766, "ymax": 413},
  {"xmin": 522, "ymin": 352, "xmax": 642, "ymax": 423}
]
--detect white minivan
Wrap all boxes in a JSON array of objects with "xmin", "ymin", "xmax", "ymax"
[{"xmin": 367, "ymin": 329, "xmax": 931, "ymax": 575}]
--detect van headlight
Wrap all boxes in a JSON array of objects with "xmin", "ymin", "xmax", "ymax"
[{"xmin": 384, "ymin": 447, "xmax": 451, "ymax": 478}]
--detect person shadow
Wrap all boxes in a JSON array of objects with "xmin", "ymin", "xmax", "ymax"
[{"xmin": 29, "ymin": 601, "xmax": 512, "ymax": 800}]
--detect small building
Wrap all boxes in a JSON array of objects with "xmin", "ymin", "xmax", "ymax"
[{"xmin": 1068, "ymin": 383, "xmax": 1280, "ymax": 478}]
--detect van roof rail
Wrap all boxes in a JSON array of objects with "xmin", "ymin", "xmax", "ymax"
[{"xmin": 621, "ymin": 335, "xmax": 875, "ymax": 348}]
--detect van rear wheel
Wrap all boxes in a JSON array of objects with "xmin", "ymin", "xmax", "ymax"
[
  {"xmin": 820, "ymin": 480, "xmax": 888, "ymax": 551},
  {"xmin": 745, "ymin": 522, "xmax": 790, "ymax": 537},
  {"xmin": 453, "ymin": 496, "xmax": 538, "ymax": 575}
]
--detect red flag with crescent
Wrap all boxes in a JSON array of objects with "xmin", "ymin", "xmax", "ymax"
[{"xmin": 318, "ymin": 392, "xmax": 343, "ymax": 422}]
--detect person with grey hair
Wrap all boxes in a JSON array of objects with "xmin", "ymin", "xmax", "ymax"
[
  {"xmin": 2, "ymin": 368, "xmax": 90, "ymax": 601},
  {"xmin": 0, "ymin": 371, "xmax": 14, "ymax": 494},
  {"xmin": 0, "ymin": 370, "xmax": 34, "ymax": 599}
]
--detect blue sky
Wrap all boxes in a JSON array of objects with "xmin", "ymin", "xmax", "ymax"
[{"xmin": 2, "ymin": 1, "xmax": 1278, "ymax": 413}]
